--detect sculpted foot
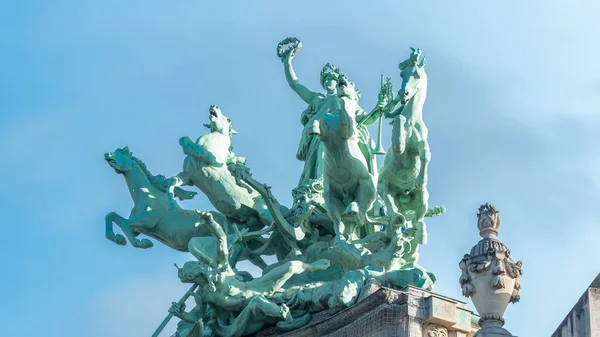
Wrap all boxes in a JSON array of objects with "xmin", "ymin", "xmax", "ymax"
[
  {"xmin": 106, "ymin": 233, "xmax": 127, "ymax": 246},
  {"xmin": 114, "ymin": 234, "xmax": 127, "ymax": 246},
  {"xmin": 136, "ymin": 238, "xmax": 154, "ymax": 249}
]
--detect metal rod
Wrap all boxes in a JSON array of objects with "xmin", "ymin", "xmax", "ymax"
[{"xmin": 151, "ymin": 284, "xmax": 199, "ymax": 337}]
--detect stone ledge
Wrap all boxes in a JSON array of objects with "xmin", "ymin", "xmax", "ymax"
[{"xmin": 255, "ymin": 286, "xmax": 479, "ymax": 337}]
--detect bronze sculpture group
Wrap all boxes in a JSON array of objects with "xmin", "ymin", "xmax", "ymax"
[{"xmin": 104, "ymin": 38, "xmax": 444, "ymax": 337}]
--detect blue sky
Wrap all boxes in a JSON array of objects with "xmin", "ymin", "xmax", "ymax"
[{"xmin": 1, "ymin": 1, "xmax": 599, "ymax": 336}]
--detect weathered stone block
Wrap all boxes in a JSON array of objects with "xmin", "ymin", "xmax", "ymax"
[{"xmin": 254, "ymin": 286, "xmax": 479, "ymax": 337}]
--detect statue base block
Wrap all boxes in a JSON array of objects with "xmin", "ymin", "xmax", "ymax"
[{"xmin": 254, "ymin": 284, "xmax": 480, "ymax": 337}]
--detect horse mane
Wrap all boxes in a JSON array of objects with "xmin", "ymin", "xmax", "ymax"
[{"xmin": 123, "ymin": 148, "xmax": 190, "ymax": 199}]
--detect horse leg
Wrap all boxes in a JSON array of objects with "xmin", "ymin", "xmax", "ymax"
[
  {"xmin": 415, "ymin": 140, "xmax": 431, "ymax": 189},
  {"xmin": 325, "ymin": 192, "xmax": 346, "ymax": 243},
  {"xmin": 338, "ymin": 97, "xmax": 357, "ymax": 140},
  {"xmin": 356, "ymin": 178, "xmax": 376, "ymax": 225},
  {"xmin": 121, "ymin": 213, "xmax": 158, "ymax": 249},
  {"xmin": 105, "ymin": 212, "xmax": 127, "ymax": 246},
  {"xmin": 392, "ymin": 115, "xmax": 408, "ymax": 154},
  {"xmin": 411, "ymin": 188, "xmax": 429, "ymax": 245},
  {"xmin": 378, "ymin": 181, "xmax": 399, "ymax": 220}
]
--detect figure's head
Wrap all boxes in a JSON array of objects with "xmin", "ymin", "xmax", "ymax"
[
  {"xmin": 104, "ymin": 147, "xmax": 137, "ymax": 174},
  {"xmin": 205, "ymin": 105, "xmax": 237, "ymax": 136},
  {"xmin": 176, "ymin": 261, "xmax": 217, "ymax": 292},
  {"xmin": 336, "ymin": 74, "xmax": 360, "ymax": 101},
  {"xmin": 288, "ymin": 179, "xmax": 325, "ymax": 217},
  {"xmin": 398, "ymin": 48, "xmax": 427, "ymax": 105},
  {"xmin": 320, "ymin": 63, "xmax": 340, "ymax": 93}
]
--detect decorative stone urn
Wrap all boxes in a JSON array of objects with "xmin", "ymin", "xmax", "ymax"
[{"xmin": 459, "ymin": 204, "xmax": 523, "ymax": 337}]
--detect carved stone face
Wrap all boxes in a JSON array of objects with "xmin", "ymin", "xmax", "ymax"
[
  {"xmin": 104, "ymin": 147, "xmax": 134, "ymax": 174},
  {"xmin": 208, "ymin": 105, "xmax": 233, "ymax": 135},
  {"xmin": 289, "ymin": 180, "xmax": 325, "ymax": 217},
  {"xmin": 178, "ymin": 261, "xmax": 217, "ymax": 292},
  {"xmin": 321, "ymin": 76, "xmax": 337, "ymax": 93}
]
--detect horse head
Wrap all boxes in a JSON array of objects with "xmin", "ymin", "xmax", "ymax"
[
  {"xmin": 398, "ymin": 48, "xmax": 427, "ymax": 105},
  {"xmin": 336, "ymin": 74, "xmax": 360, "ymax": 102},
  {"xmin": 105, "ymin": 147, "xmax": 138, "ymax": 174},
  {"xmin": 205, "ymin": 105, "xmax": 238, "ymax": 137}
]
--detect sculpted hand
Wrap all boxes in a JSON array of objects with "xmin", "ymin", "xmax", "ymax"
[
  {"xmin": 384, "ymin": 111, "xmax": 397, "ymax": 119},
  {"xmin": 168, "ymin": 302, "xmax": 186, "ymax": 318},
  {"xmin": 376, "ymin": 93, "xmax": 389, "ymax": 110},
  {"xmin": 197, "ymin": 211, "xmax": 214, "ymax": 224},
  {"xmin": 283, "ymin": 52, "xmax": 293, "ymax": 63}
]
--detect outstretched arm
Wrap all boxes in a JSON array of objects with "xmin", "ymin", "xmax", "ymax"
[
  {"xmin": 357, "ymin": 105, "xmax": 384, "ymax": 126},
  {"xmin": 283, "ymin": 54, "xmax": 318, "ymax": 104},
  {"xmin": 198, "ymin": 212, "xmax": 230, "ymax": 270},
  {"xmin": 167, "ymin": 172, "xmax": 192, "ymax": 208}
]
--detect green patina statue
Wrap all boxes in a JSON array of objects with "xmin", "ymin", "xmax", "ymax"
[
  {"xmin": 104, "ymin": 146, "xmax": 221, "ymax": 250},
  {"xmin": 378, "ymin": 48, "xmax": 432, "ymax": 266},
  {"xmin": 166, "ymin": 105, "xmax": 273, "ymax": 232},
  {"xmin": 104, "ymin": 146, "xmax": 268, "ymax": 269},
  {"xmin": 309, "ymin": 76, "xmax": 377, "ymax": 243},
  {"xmin": 172, "ymin": 211, "xmax": 330, "ymax": 337},
  {"xmin": 279, "ymin": 38, "xmax": 387, "ymax": 219},
  {"xmin": 103, "ymin": 39, "xmax": 444, "ymax": 337}
]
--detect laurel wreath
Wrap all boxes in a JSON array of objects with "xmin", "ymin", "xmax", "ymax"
[{"xmin": 277, "ymin": 37, "xmax": 303, "ymax": 61}]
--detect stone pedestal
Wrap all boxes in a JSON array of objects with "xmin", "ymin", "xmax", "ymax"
[
  {"xmin": 255, "ymin": 284, "xmax": 480, "ymax": 337},
  {"xmin": 458, "ymin": 204, "xmax": 522, "ymax": 337}
]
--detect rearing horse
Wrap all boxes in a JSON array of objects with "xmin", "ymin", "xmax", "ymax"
[
  {"xmin": 167, "ymin": 105, "xmax": 304, "ymax": 245},
  {"xmin": 310, "ymin": 76, "xmax": 377, "ymax": 242},
  {"xmin": 104, "ymin": 146, "xmax": 226, "ymax": 250},
  {"xmin": 378, "ymin": 48, "xmax": 431, "ymax": 249},
  {"xmin": 104, "ymin": 147, "xmax": 268, "ymax": 269}
]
